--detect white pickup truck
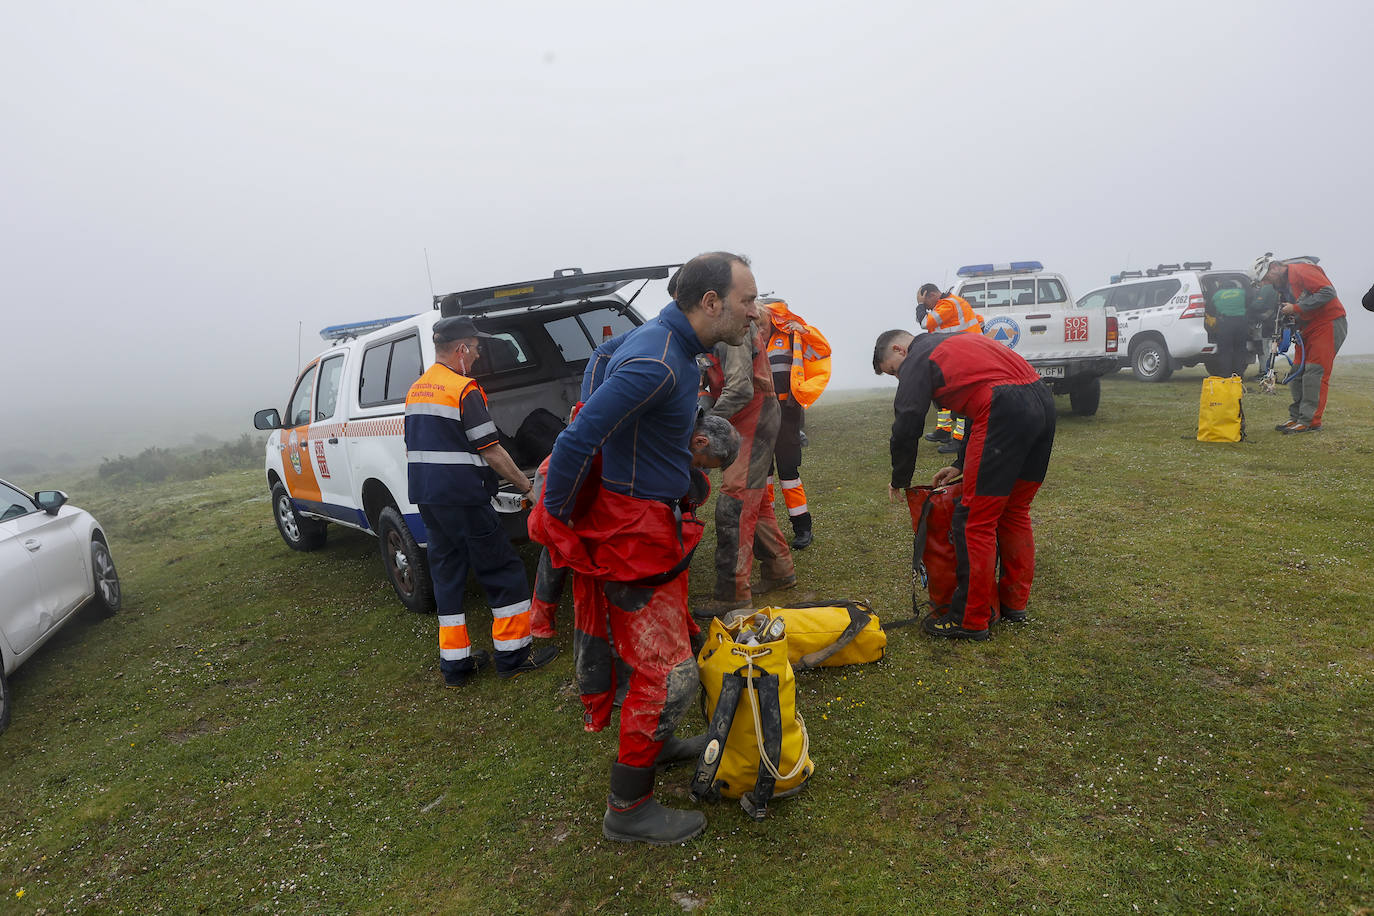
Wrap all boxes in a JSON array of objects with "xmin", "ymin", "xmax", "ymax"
[
  {"xmin": 951, "ymin": 261, "xmax": 1119, "ymax": 416},
  {"xmin": 252, "ymin": 265, "xmax": 672, "ymax": 612}
]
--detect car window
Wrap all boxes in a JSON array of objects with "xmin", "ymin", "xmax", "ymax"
[
  {"xmin": 1037, "ymin": 279, "xmax": 1067, "ymax": 304},
  {"xmin": 545, "ymin": 307, "xmax": 638, "ymax": 363},
  {"xmin": 983, "ymin": 281, "xmax": 1011, "ymax": 307},
  {"xmin": 959, "ymin": 282, "xmax": 987, "ymax": 306},
  {"xmin": 0, "ymin": 480, "xmax": 37, "ymax": 521},
  {"xmin": 1011, "ymin": 279, "xmax": 1035, "ymax": 306},
  {"xmin": 385, "ymin": 335, "xmax": 423, "ymax": 400},
  {"xmin": 1077, "ymin": 289, "xmax": 1111, "ymax": 310},
  {"xmin": 1144, "ymin": 279, "xmax": 1182, "ymax": 306},
  {"xmin": 473, "ymin": 332, "xmax": 531, "ymax": 377},
  {"xmin": 315, "ymin": 355, "xmax": 345, "ymax": 421},
  {"xmin": 359, "ymin": 341, "xmax": 389, "ymax": 406},
  {"xmin": 286, "ymin": 364, "xmax": 317, "ymax": 428}
]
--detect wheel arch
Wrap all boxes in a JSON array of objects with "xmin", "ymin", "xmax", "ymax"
[
  {"xmin": 361, "ymin": 478, "xmax": 399, "ymax": 532},
  {"xmin": 1128, "ymin": 330, "xmax": 1168, "ymax": 357}
]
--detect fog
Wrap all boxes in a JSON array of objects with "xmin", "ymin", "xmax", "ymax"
[{"xmin": 3, "ymin": 0, "xmax": 1371, "ymax": 467}]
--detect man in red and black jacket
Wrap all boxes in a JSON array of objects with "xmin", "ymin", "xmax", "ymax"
[
  {"xmin": 1252, "ymin": 255, "xmax": 1349, "ymax": 434},
  {"xmin": 873, "ymin": 328, "xmax": 1056, "ymax": 640}
]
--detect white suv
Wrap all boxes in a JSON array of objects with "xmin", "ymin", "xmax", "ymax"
[{"xmin": 1076, "ymin": 262, "xmax": 1256, "ymax": 382}]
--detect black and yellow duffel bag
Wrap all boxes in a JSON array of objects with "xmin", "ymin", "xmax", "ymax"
[
  {"xmin": 691, "ymin": 610, "xmax": 814, "ymax": 819},
  {"xmin": 758, "ymin": 600, "xmax": 888, "ymax": 668}
]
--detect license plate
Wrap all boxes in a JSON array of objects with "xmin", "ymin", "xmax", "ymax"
[{"xmin": 1037, "ymin": 365, "xmax": 1065, "ymax": 378}]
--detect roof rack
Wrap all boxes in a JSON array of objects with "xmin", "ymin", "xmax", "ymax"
[
  {"xmin": 435, "ymin": 264, "xmax": 681, "ymax": 317},
  {"xmin": 320, "ymin": 315, "xmax": 417, "ymax": 342},
  {"xmin": 956, "ymin": 260, "xmax": 1044, "ymax": 278}
]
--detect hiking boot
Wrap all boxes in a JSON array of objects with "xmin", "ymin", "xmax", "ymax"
[
  {"xmin": 1282, "ymin": 423, "xmax": 1321, "ymax": 435},
  {"xmin": 1274, "ymin": 419, "xmax": 1299, "ymax": 431},
  {"xmin": 924, "ymin": 429, "xmax": 952, "ymax": 443},
  {"xmin": 693, "ymin": 597, "xmax": 750, "ymax": 620},
  {"xmin": 443, "ymin": 649, "xmax": 491, "ymax": 688},
  {"xmin": 937, "ymin": 440, "xmax": 961, "ymax": 454},
  {"xmin": 998, "ymin": 607, "xmax": 1028, "ymax": 623},
  {"xmin": 752, "ymin": 573, "xmax": 797, "ymax": 595},
  {"xmin": 496, "ymin": 644, "xmax": 560, "ymax": 680},
  {"xmin": 789, "ymin": 529, "xmax": 813, "ymax": 550},
  {"xmin": 921, "ymin": 610, "xmax": 990, "ymax": 641},
  {"xmin": 603, "ymin": 796, "xmax": 707, "ymax": 845},
  {"xmin": 654, "ymin": 733, "xmax": 707, "ymax": 770}
]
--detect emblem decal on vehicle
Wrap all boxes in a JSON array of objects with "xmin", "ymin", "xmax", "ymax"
[
  {"xmin": 287, "ymin": 430, "xmax": 303, "ymax": 474},
  {"xmin": 984, "ymin": 316, "xmax": 1021, "ymax": 349}
]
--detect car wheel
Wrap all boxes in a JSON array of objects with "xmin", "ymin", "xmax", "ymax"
[
  {"xmin": 91, "ymin": 537, "xmax": 122, "ymax": 616},
  {"xmin": 377, "ymin": 506, "xmax": 435, "ymax": 614},
  {"xmin": 1131, "ymin": 339, "xmax": 1173, "ymax": 382},
  {"xmin": 1069, "ymin": 377, "xmax": 1101, "ymax": 416},
  {"xmin": 0, "ymin": 660, "xmax": 10, "ymax": 735},
  {"xmin": 271, "ymin": 482, "xmax": 326, "ymax": 552}
]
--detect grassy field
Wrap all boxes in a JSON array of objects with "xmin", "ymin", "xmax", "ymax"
[{"xmin": 3, "ymin": 363, "xmax": 1371, "ymax": 914}]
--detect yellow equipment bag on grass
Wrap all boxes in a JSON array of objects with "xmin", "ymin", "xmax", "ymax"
[
  {"xmin": 1197, "ymin": 375, "xmax": 1245, "ymax": 442},
  {"xmin": 759, "ymin": 600, "xmax": 888, "ymax": 668},
  {"xmin": 690, "ymin": 610, "xmax": 814, "ymax": 819}
]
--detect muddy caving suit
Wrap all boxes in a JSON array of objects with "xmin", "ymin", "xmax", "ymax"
[
  {"xmin": 1278, "ymin": 263, "xmax": 1348, "ymax": 428},
  {"xmin": 530, "ymin": 303, "xmax": 707, "ymax": 808},
  {"xmin": 890, "ymin": 332, "xmax": 1055, "ymax": 633},
  {"xmin": 404, "ymin": 363, "xmax": 533, "ymax": 679},
  {"xmin": 920, "ymin": 294, "xmax": 984, "ymax": 443},
  {"xmin": 763, "ymin": 300, "xmax": 832, "ymax": 544},
  {"xmin": 709, "ymin": 320, "xmax": 796, "ymax": 605}
]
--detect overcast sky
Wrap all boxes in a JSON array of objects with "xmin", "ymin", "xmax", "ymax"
[{"xmin": 3, "ymin": 0, "xmax": 1371, "ymax": 460}]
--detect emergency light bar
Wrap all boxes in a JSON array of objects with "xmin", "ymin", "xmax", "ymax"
[
  {"xmin": 320, "ymin": 315, "xmax": 417, "ymax": 342},
  {"xmin": 955, "ymin": 260, "xmax": 1044, "ymax": 278}
]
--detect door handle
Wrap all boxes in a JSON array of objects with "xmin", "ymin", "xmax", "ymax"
[
  {"xmin": 23, "ymin": 537, "xmax": 41, "ymax": 552},
  {"xmin": 328, "ymin": 437, "xmax": 339, "ymax": 444}
]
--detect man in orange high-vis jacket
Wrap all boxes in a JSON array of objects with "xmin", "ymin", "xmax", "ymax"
[
  {"xmin": 1252, "ymin": 255, "xmax": 1348, "ymax": 434},
  {"xmin": 762, "ymin": 297, "xmax": 831, "ymax": 550},
  {"xmin": 405, "ymin": 316, "xmax": 560, "ymax": 687},
  {"xmin": 916, "ymin": 283, "xmax": 985, "ymax": 454}
]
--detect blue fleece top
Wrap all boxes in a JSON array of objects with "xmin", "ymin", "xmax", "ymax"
[{"xmin": 542, "ymin": 303, "xmax": 707, "ymax": 522}]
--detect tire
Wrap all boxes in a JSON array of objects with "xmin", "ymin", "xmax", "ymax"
[
  {"xmin": 1069, "ymin": 377, "xmax": 1101, "ymax": 416},
  {"xmin": 271, "ymin": 482, "xmax": 326, "ymax": 552},
  {"xmin": 90, "ymin": 537, "xmax": 122, "ymax": 617},
  {"xmin": 377, "ymin": 506, "xmax": 435, "ymax": 614},
  {"xmin": 0, "ymin": 660, "xmax": 11, "ymax": 735},
  {"xmin": 1131, "ymin": 339, "xmax": 1173, "ymax": 382}
]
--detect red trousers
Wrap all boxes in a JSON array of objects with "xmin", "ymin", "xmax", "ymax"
[{"xmin": 949, "ymin": 382, "xmax": 1055, "ymax": 630}]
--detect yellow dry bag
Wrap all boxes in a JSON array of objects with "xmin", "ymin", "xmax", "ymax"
[
  {"xmin": 761, "ymin": 600, "xmax": 888, "ymax": 668},
  {"xmin": 691, "ymin": 610, "xmax": 814, "ymax": 819},
  {"xmin": 1197, "ymin": 375, "xmax": 1245, "ymax": 442}
]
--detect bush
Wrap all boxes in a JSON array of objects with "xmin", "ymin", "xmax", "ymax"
[{"xmin": 98, "ymin": 434, "xmax": 263, "ymax": 487}]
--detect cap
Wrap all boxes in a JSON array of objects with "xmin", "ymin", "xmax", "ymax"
[
  {"xmin": 432, "ymin": 316, "xmax": 491, "ymax": 343},
  {"xmin": 1250, "ymin": 252, "xmax": 1276, "ymax": 285}
]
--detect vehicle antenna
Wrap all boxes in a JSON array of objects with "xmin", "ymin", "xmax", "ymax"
[
  {"xmin": 296, "ymin": 321, "xmax": 302, "ymax": 375},
  {"xmin": 424, "ymin": 248, "xmax": 436, "ymax": 298}
]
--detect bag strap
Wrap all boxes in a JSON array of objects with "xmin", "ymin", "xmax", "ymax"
[
  {"xmin": 742, "ymin": 664, "xmax": 809, "ymax": 788},
  {"xmin": 741, "ymin": 672, "xmax": 782, "ymax": 820},
  {"xmin": 796, "ymin": 601, "xmax": 875, "ymax": 669},
  {"xmin": 689, "ymin": 672, "xmax": 744, "ymax": 802}
]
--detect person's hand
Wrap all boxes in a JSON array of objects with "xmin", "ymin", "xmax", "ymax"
[
  {"xmin": 889, "ymin": 485, "xmax": 902, "ymax": 504},
  {"xmin": 784, "ymin": 320, "xmax": 807, "ymax": 333},
  {"xmin": 1280, "ymin": 303, "xmax": 1297, "ymax": 316},
  {"xmin": 932, "ymin": 466, "xmax": 960, "ymax": 488}
]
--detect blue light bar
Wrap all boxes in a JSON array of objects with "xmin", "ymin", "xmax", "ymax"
[
  {"xmin": 955, "ymin": 260, "xmax": 1044, "ymax": 278},
  {"xmin": 319, "ymin": 315, "xmax": 417, "ymax": 341}
]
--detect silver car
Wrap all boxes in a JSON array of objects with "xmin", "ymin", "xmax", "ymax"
[{"xmin": 0, "ymin": 477, "xmax": 121, "ymax": 733}]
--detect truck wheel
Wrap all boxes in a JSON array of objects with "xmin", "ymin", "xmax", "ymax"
[
  {"xmin": 1131, "ymin": 339, "xmax": 1173, "ymax": 382},
  {"xmin": 377, "ymin": 506, "xmax": 436, "ymax": 614},
  {"xmin": 271, "ymin": 482, "xmax": 327, "ymax": 552},
  {"xmin": 90, "ymin": 537, "xmax": 122, "ymax": 617},
  {"xmin": 1069, "ymin": 377, "xmax": 1101, "ymax": 416}
]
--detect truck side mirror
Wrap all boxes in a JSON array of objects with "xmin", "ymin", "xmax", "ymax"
[{"xmin": 254, "ymin": 408, "xmax": 282, "ymax": 430}]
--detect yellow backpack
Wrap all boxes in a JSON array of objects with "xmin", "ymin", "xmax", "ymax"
[
  {"xmin": 691, "ymin": 610, "xmax": 814, "ymax": 819},
  {"xmin": 1197, "ymin": 375, "xmax": 1245, "ymax": 442},
  {"xmin": 759, "ymin": 600, "xmax": 888, "ymax": 668}
]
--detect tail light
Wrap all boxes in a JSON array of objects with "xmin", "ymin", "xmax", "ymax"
[
  {"xmin": 1179, "ymin": 294, "xmax": 1206, "ymax": 320},
  {"xmin": 1106, "ymin": 315, "xmax": 1119, "ymax": 353}
]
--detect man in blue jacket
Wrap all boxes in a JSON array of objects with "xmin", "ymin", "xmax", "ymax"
[{"xmin": 536, "ymin": 251, "xmax": 757, "ymax": 845}]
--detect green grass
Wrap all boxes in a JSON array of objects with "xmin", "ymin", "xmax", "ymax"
[{"xmin": 3, "ymin": 363, "xmax": 1371, "ymax": 914}]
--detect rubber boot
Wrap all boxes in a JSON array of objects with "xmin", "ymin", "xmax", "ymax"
[
  {"xmin": 654, "ymin": 733, "xmax": 707, "ymax": 769},
  {"xmin": 602, "ymin": 763, "xmax": 706, "ymax": 845}
]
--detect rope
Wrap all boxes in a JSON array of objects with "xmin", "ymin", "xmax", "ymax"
[{"xmin": 741, "ymin": 653, "xmax": 809, "ymax": 782}]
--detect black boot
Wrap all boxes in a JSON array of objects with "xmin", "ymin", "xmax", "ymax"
[
  {"xmin": 603, "ymin": 763, "xmax": 706, "ymax": 845},
  {"xmin": 789, "ymin": 514, "xmax": 813, "ymax": 551},
  {"xmin": 654, "ymin": 733, "xmax": 707, "ymax": 769}
]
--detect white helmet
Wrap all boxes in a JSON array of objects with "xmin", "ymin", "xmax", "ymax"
[{"xmin": 1250, "ymin": 252, "xmax": 1276, "ymax": 284}]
